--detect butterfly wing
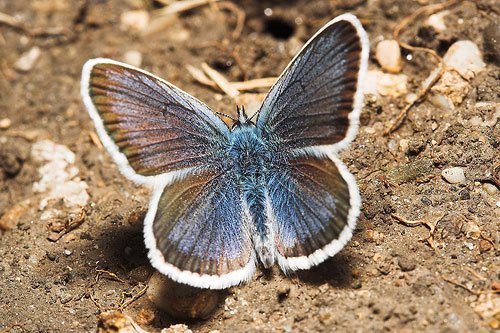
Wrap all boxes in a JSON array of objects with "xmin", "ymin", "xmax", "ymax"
[
  {"xmin": 256, "ymin": 14, "xmax": 369, "ymax": 154},
  {"xmin": 81, "ymin": 59, "xmax": 253, "ymax": 288},
  {"xmin": 144, "ymin": 167, "xmax": 255, "ymax": 289},
  {"xmin": 258, "ymin": 14, "xmax": 368, "ymax": 270},
  {"xmin": 81, "ymin": 58, "xmax": 229, "ymax": 185},
  {"xmin": 266, "ymin": 154, "xmax": 360, "ymax": 271}
]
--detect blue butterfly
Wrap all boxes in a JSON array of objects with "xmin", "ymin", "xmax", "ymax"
[{"xmin": 81, "ymin": 13, "xmax": 369, "ymax": 289}]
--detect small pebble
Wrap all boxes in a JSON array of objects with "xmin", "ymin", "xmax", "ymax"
[
  {"xmin": 123, "ymin": 50, "xmax": 142, "ymax": 68},
  {"xmin": 147, "ymin": 272, "xmax": 222, "ymax": 319},
  {"xmin": 426, "ymin": 10, "xmax": 449, "ymax": 32},
  {"xmin": 0, "ymin": 200, "xmax": 30, "ymax": 230},
  {"xmin": 129, "ymin": 265, "xmax": 152, "ymax": 283},
  {"xmin": 421, "ymin": 196, "xmax": 432, "ymax": 206},
  {"xmin": 405, "ymin": 93, "xmax": 418, "ymax": 104},
  {"xmin": 318, "ymin": 309, "xmax": 334, "ymax": 325},
  {"xmin": 464, "ymin": 241, "xmax": 474, "ymax": 250},
  {"xmin": 351, "ymin": 280, "xmax": 362, "ymax": 289},
  {"xmin": 0, "ymin": 152, "xmax": 22, "ymax": 176},
  {"xmin": 0, "ymin": 118, "xmax": 11, "ymax": 129},
  {"xmin": 363, "ymin": 70, "xmax": 407, "ymax": 97},
  {"xmin": 277, "ymin": 285, "xmax": 291, "ymax": 301},
  {"xmin": 28, "ymin": 255, "xmax": 39, "ymax": 265},
  {"xmin": 483, "ymin": 21, "xmax": 500, "ymax": 66},
  {"xmin": 375, "ymin": 40, "xmax": 402, "ymax": 73},
  {"xmin": 459, "ymin": 189, "xmax": 470, "ymax": 200},
  {"xmin": 398, "ymin": 256, "xmax": 416, "ymax": 272},
  {"xmin": 464, "ymin": 221, "xmax": 481, "ymax": 239},
  {"xmin": 442, "ymin": 40, "xmax": 486, "ymax": 80},
  {"xmin": 120, "ymin": 10, "xmax": 149, "ymax": 32},
  {"xmin": 97, "ymin": 310, "xmax": 135, "ymax": 333},
  {"xmin": 60, "ymin": 292, "xmax": 73, "ymax": 304},
  {"xmin": 483, "ymin": 183, "xmax": 498, "ymax": 196},
  {"xmin": 136, "ymin": 308, "xmax": 155, "ymax": 325},
  {"xmin": 441, "ymin": 167, "xmax": 466, "ymax": 184},
  {"xmin": 365, "ymin": 229, "xmax": 385, "ymax": 244},
  {"xmin": 14, "ymin": 46, "xmax": 42, "ymax": 72},
  {"xmin": 64, "ymin": 249, "xmax": 72, "ymax": 256},
  {"xmin": 492, "ymin": 281, "xmax": 500, "ymax": 291},
  {"xmin": 161, "ymin": 324, "xmax": 193, "ymax": 333},
  {"xmin": 428, "ymin": 93, "xmax": 454, "ymax": 110},
  {"xmin": 478, "ymin": 240, "xmax": 492, "ymax": 253}
]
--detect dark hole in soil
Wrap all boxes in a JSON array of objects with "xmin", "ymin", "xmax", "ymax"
[
  {"xmin": 265, "ymin": 18, "xmax": 295, "ymax": 39},
  {"xmin": 437, "ymin": 38, "xmax": 458, "ymax": 56}
]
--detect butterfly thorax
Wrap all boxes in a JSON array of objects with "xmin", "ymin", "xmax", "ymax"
[{"xmin": 228, "ymin": 122, "xmax": 276, "ymax": 267}]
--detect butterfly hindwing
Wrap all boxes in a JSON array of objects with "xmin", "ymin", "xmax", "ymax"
[
  {"xmin": 144, "ymin": 168, "xmax": 255, "ymax": 289},
  {"xmin": 256, "ymin": 14, "xmax": 369, "ymax": 153},
  {"xmin": 81, "ymin": 58, "xmax": 229, "ymax": 185},
  {"xmin": 266, "ymin": 153, "xmax": 360, "ymax": 271}
]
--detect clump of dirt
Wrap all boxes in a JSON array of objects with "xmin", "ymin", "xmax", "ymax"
[{"xmin": 0, "ymin": 0, "xmax": 498, "ymax": 332}]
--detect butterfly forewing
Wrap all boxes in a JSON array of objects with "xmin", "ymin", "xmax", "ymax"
[
  {"xmin": 82, "ymin": 59, "xmax": 229, "ymax": 182},
  {"xmin": 144, "ymin": 167, "xmax": 255, "ymax": 289},
  {"xmin": 257, "ymin": 16, "xmax": 368, "ymax": 153}
]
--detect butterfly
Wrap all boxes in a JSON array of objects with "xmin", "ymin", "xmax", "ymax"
[{"xmin": 81, "ymin": 13, "xmax": 369, "ymax": 289}]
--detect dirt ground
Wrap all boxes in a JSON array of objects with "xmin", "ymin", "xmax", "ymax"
[{"xmin": 0, "ymin": 0, "xmax": 499, "ymax": 332}]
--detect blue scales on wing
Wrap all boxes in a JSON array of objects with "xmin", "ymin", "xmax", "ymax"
[
  {"xmin": 257, "ymin": 18, "xmax": 364, "ymax": 151},
  {"xmin": 150, "ymin": 167, "xmax": 254, "ymax": 279},
  {"xmin": 266, "ymin": 155, "xmax": 355, "ymax": 270},
  {"xmin": 87, "ymin": 62, "xmax": 229, "ymax": 176}
]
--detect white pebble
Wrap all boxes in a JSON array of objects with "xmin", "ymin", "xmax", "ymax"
[
  {"xmin": 441, "ymin": 167, "xmax": 466, "ymax": 184},
  {"xmin": 423, "ymin": 40, "xmax": 486, "ymax": 109},
  {"xmin": 442, "ymin": 40, "xmax": 486, "ymax": 80},
  {"xmin": 483, "ymin": 183, "xmax": 497, "ymax": 195},
  {"xmin": 14, "ymin": 46, "xmax": 41, "ymax": 72},
  {"xmin": 123, "ymin": 50, "xmax": 142, "ymax": 67},
  {"xmin": 375, "ymin": 40, "xmax": 402, "ymax": 73},
  {"xmin": 426, "ymin": 10, "xmax": 449, "ymax": 32},
  {"xmin": 64, "ymin": 249, "xmax": 72, "ymax": 256},
  {"xmin": 405, "ymin": 93, "xmax": 418, "ymax": 104},
  {"xmin": 0, "ymin": 118, "xmax": 12, "ymax": 129},
  {"xmin": 120, "ymin": 10, "xmax": 149, "ymax": 32},
  {"xmin": 363, "ymin": 70, "xmax": 407, "ymax": 97}
]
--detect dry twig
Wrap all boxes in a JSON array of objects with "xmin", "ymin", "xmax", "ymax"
[
  {"xmin": 216, "ymin": 1, "xmax": 246, "ymax": 39},
  {"xmin": 156, "ymin": 0, "xmax": 221, "ymax": 16},
  {"xmin": 391, "ymin": 211, "xmax": 445, "ymax": 249},
  {"xmin": 120, "ymin": 285, "xmax": 148, "ymax": 310},
  {"xmin": 89, "ymin": 131, "xmax": 104, "ymax": 150},
  {"xmin": 0, "ymin": 11, "xmax": 72, "ymax": 39},
  {"xmin": 201, "ymin": 62, "xmax": 240, "ymax": 98},
  {"xmin": 95, "ymin": 269, "xmax": 126, "ymax": 284},
  {"xmin": 441, "ymin": 274, "xmax": 499, "ymax": 295},
  {"xmin": 187, "ymin": 64, "xmax": 276, "ymax": 94}
]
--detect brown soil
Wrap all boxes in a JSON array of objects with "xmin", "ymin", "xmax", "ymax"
[{"xmin": 0, "ymin": 0, "xmax": 498, "ymax": 332}]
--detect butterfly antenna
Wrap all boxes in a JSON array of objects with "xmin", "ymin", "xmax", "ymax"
[
  {"xmin": 248, "ymin": 109, "xmax": 259, "ymax": 122},
  {"xmin": 214, "ymin": 111, "xmax": 236, "ymax": 121}
]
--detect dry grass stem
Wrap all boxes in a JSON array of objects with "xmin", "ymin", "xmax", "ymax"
[
  {"xmin": 201, "ymin": 62, "xmax": 240, "ymax": 98},
  {"xmin": 156, "ymin": 0, "xmax": 221, "ymax": 16}
]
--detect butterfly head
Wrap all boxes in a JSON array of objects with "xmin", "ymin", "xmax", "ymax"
[{"xmin": 232, "ymin": 105, "xmax": 254, "ymax": 130}]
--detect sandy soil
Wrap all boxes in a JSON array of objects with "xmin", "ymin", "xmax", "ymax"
[{"xmin": 0, "ymin": 0, "xmax": 498, "ymax": 332}]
